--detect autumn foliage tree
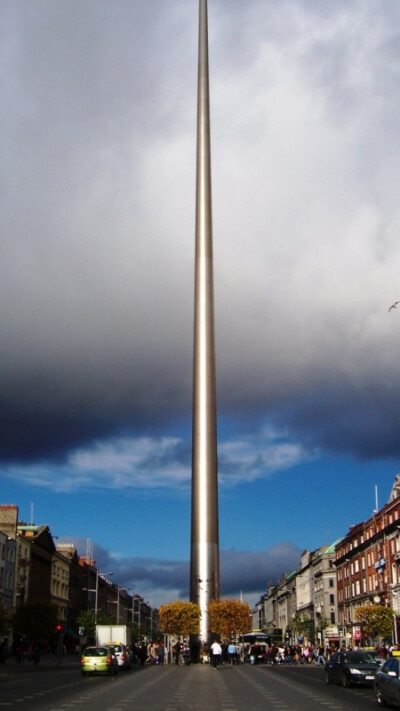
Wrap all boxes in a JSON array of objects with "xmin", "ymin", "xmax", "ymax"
[
  {"xmin": 159, "ymin": 601, "xmax": 200, "ymax": 637},
  {"xmin": 208, "ymin": 599, "xmax": 251, "ymax": 639},
  {"xmin": 355, "ymin": 604, "xmax": 394, "ymax": 642}
]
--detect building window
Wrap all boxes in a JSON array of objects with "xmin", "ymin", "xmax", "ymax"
[
  {"xmin": 330, "ymin": 594, "xmax": 334, "ymax": 604},
  {"xmin": 330, "ymin": 612, "xmax": 335, "ymax": 624},
  {"xmin": 329, "ymin": 578, "xmax": 334, "ymax": 588}
]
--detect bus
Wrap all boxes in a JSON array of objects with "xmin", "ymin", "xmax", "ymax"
[{"xmin": 242, "ymin": 629, "xmax": 284, "ymax": 646}]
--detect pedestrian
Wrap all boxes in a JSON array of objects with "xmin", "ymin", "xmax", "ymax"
[
  {"xmin": 190, "ymin": 637, "xmax": 201, "ymax": 664},
  {"xmin": 228, "ymin": 641, "xmax": 236, "ymax": 665},
  {"xmin": 15, "ymin": 644, "xmax": 24, "ymax": 664},
  {"xmin": 317, "ymin": 645, "xmax": 325, "ymax": 665},
  {"xmin": 139, "ymin": 643, "xmax": 147, "ymax": 666},
  {"xmin": 173, "ymin": 641, "xmax": 182, "ymax": 665},
  {"xmin": 156, "ymin": 641, "xmax": 164, "ymax": 666},
  {"xmin": 149, "ymin": 642, "xmax": 157, "ymax": 664},
  {"xmin": 210, "ymin": 639, "xmax": 222, "ymax": 670}
]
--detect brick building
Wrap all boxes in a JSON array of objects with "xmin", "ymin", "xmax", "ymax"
[{"xmin": 336, "ymin": 475, "xmax": 400, "ymax": 646}]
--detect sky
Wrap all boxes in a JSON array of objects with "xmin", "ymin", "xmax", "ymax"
[{"xmin": 1, "ymin": 0, "xmax": 400, "ymax": 609}]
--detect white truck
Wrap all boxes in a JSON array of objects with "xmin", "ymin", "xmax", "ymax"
[
  {"xmin": 95, "ymin": 625, "xmax": 132, "ymax": 670},
  {"xmin": 95, "ymin": 625, "xmax": 131, "ymax": 648}
]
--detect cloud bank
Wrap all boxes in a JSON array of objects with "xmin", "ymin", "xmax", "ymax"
[
  {"xmin": 1, "ymin": 0, "xmax": 400, "ymax": 487},
  {"xmin": 69, "ymin": 537, "xmax": 302, "ymax": 608}
]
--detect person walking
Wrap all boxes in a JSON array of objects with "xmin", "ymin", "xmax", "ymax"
[
  {"xmin": 174, "ymin": 641, "xmax": 182, "ymax": 665},
  {"xmin": 228, "ymin": 641, "xmax": 236, "ymax": 665},
  {"xmin": 139, "ymin": 643, "xmax": 147, "ymax": 666},
  {"xmin": 156, "ymin": 641, "xmax": 165, "ymax": 666},
  {"xmin": 210, "ymin": 640, "xmax": 222, "ymax": 670}
]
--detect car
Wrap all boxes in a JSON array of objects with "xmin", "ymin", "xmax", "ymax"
[
  {"xmin": 325, "ymin": 650, "xmax": 378, "ymax": 687},
  {"xmin": 375, "ymin": 656, "xmax": 400, "ymax": 706},
  {"xmin": 370, "ymin": 651, "xmax": 386, "ymax": 668},
  {"xmin": 110, "ymin": 643, "xmax": 131, "ymax": 670},
  {"xmin": 81, "ymin": 645, "xmax": 118, "ymax": 676}
]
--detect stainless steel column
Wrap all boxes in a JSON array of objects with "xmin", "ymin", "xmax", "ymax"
[{"xmin": 190, "ymin": 0, "xmax": 220, "ymax": 643}]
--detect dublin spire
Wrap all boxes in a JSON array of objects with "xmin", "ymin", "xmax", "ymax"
[{"xmin": 190, "ymin": 0, "xmax": 220, "ymax": 642}]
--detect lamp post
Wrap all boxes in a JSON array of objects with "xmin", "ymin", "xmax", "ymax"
[
  {"xmin": 391, "ymin": 587, "xmax": 399, "ymax": 645},
  {"xmin": 116, "ymin": 586, "xmax": 120, "ymax": 624},
  {"xmin": 123, "ymin": 587, "xmax": 134, "ymax": 627},
  {"xmin": 95, "ymin": 570, "xmax": 113, "ymax": 624},
  {"xmin": 137, "ymin": 597, "xmax": 141, "ymax": 639},
  {"xmin": 116, "ymin": 585, "xmax": 127, "ymax": 624}
]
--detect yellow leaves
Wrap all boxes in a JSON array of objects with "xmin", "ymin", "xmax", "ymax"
[
  {"xmin": 354, "ymin": 604, "xmax": 394, "ymax": 640},
  {"xmin": 159, "ymin": 601, "xmax": 200, "ymax": 636},
  {"xmin": 159, "ymin": 598, "xmax": 251, "ymax": 639},
  {"xmin": 208, "ymin": 599, "xmax": 251, "ymax": 638}
]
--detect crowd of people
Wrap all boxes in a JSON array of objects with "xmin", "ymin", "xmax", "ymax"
[
  {"xmin": 171, "ymin": 640, "xmax": 400, "ymax": 667},
  {"xmin": 4, "ymin": 635, "xmax": 397, "ymax": 669}
]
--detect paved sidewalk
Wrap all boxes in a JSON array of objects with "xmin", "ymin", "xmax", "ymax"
[{"xmin": 0, "ymin": 654, "xmax": 81, "ymax": 673}]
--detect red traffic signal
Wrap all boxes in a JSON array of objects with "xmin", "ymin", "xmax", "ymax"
[{"xmin": 56, "ymin": 624, "xmax": 62, "ymax": 631}]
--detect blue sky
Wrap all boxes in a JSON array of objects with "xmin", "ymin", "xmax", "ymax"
[{"xmin": 2, "ymin": 0, "xmax": 400, "ymax": 608}]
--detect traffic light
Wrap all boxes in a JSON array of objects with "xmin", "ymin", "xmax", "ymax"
[{"xmin": 56, "ymin": 624, "xmax": 62, "ymax": 632}]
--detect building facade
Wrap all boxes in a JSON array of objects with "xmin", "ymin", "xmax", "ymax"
[
  {"xmin": 253, "ymin": 543, "xmax": 339, "ymax": 647},
  {"xmin": 336, "ymin": 476, "xmax": 400, "ymax": 646}
]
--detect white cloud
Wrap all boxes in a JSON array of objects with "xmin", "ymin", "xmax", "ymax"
[
  {"xmin": 218, "ymin": 428, "xmax": 316, "ymax": 485},
  {"xmin": 3, "ymin": 428, "xmax": 314, "ymax": 494}
]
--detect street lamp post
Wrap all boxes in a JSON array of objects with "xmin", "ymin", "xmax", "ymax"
[
  {"xmin": 95, "ymin": 570, "xmax": 113, "ymax": 624},
  {"xmin": 137, "ymin": 598, "xmax": 141, "ymax": 639},
  {"xmin": 146, "ymin": 601, "xmax": 153, "ymax": 640},
  {"xmin": 391, "ymin": 588, "xmax": 399, "ymax": 645}
]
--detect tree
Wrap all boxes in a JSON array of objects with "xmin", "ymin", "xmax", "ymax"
[
  {"xmin": 13, "ymin": 602, "xmax": 59, "ymax": 644},
  {"xmin": 291, "ymin": 611, "xmax": 315, "ymax": 642},
  {"xmin": 315, "ymin": 614, "xmax": 330, "ymax": 640},
  {"xmin": 159, "ymin": 601, "xmax": 200, "ymax": 637},
  {"xmin": 355, "ymin": 605, "xmax": 394, "ymax": 642},
  {"xmin": 208, "ymin": 599, "xmax": 251, "ymax": 639},
  {"xmin": 76, "ymin": 608, "xmax": 111, "ymax": 643}
]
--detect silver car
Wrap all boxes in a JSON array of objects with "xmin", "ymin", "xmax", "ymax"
[{"xmin": 110, "ymin": 643, "xmax": 131, "ymax": 670}]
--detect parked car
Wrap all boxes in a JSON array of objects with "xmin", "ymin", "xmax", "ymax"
[
  {"xmin": 325, "ymin": 650, "xmax": 378, "ymax": 687},
  {"xmin": 81, "ymin": 645, "xmax": 118, "ymax": 676},
  {"xmin": 110, "ymin": 643, "xmax": 131, "ymax": 670},
  {"xmin": 369, "ymin": 650, "xmax": 386, "ymax": 668},
  {"xmin": 375, "ymin": 656, "xmax": 400, "ymax": 706}
]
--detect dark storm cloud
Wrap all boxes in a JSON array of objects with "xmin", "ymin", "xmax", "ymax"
[
  {"xmin": 76, "ymin": 539, "xmax": 302, "ymax": 605},
  {"xmin": 271, "ymin": 378, "xmax": 400, "ymax": 461},
  {"xmin": 2, "ymin": 0, "xmax": 400, "ymax": 473}
]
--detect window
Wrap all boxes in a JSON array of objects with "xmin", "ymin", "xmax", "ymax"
[
  {"xmin": 329, "ymin": 594, "xmax": 334, "ymax": 604},
  {"xmin": 329, "ymin": 578, "xmax": 334, "ymax": 588}
]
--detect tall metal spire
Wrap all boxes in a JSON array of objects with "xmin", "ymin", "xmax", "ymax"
[{"xmin": 190, "ymin": 0, "xmax": 220, "ymax": 643}]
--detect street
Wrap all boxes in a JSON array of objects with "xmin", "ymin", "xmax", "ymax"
[{"xmin": 0, "ymin": 660, "xmax": 381, "ymax": 710}]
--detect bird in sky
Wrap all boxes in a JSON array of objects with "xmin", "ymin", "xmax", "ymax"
[{"xmin": 388, "ymin": 301, "xmax": 400, "ymax": 312}]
